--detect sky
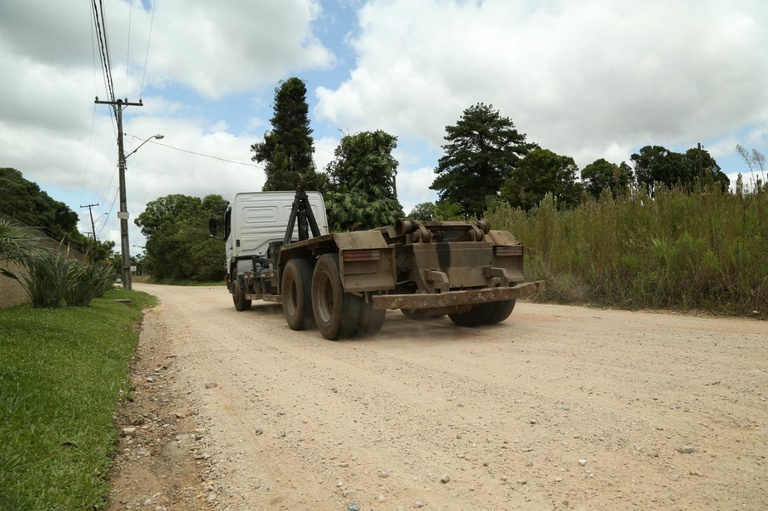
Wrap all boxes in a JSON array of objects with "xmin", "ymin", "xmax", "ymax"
[{"xmin": 1, "ymin": 0, "xmax": 767, "ymax": 254}]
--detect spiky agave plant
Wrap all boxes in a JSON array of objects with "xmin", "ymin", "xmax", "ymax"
[
  {"xmin": 64, "ymin": 261, "xmax": 118, "ymax": 306},
  {"xmin": 18, "ymin": 248, "xmax": 77, "ymax": 308}
]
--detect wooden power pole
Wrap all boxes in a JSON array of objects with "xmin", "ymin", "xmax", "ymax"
[{"xmin": 94, "ymin": 97, "xmax": 143, "ymax": 290}]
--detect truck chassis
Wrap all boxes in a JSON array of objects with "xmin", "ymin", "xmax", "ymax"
[{"xmin": 221, "ymin": 186, "xmax": 544, "ymax": 340}]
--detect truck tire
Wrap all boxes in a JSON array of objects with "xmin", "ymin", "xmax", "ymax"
[
  {"xmin": 312, "ymin": 254, "xmax": 360, "ymax": 340},
  {"xmin": 485, "ymin": 299, "xmax": 516, "ymax": 324},
  {"xmin": 281, "ymin": 258, "xmax": 315, "ymax": 330},
  {"xmin": 448, "ymin": 302, "xmax": 495, "ymax": 327},
  {"xmin": 356, "ymin": 298, "xmax": 386, "ymax": 337},
  {"xmin": 232, "ymin": 279, "xmax": 251, "ymax": 312},
  {"xmin": 401, "ymin": 309, "xmax": 445, "ymax": 320}
]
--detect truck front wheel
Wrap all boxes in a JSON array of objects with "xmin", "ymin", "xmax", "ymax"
[
  {"xmin": 232, "ymin": 278, "xmax": 251, "ymax": 311},
  {"xmin": 282, "ymin": 258, "xmax": 315, "ymax": 330},
  {"xmin": 311, "ymin": 254, "xmax": 359, "ymax": 340}
]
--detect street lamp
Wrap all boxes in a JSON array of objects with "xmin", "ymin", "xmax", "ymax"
[
  {"xmin": 118, "ymin": 133, "xmax": 164, "ymax": 291},
  {"xmin": 125, "ymin": 134, "xmax": 164, "ymax": 160}
]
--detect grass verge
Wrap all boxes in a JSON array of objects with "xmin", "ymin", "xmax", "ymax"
[{"xmin": 0, "ymin": 288, "xmax": 157, "ymax": 511}]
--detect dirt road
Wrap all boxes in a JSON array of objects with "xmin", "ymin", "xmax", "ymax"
[{"xmin": 108, "ymin": 284, "xmax": 767, "ymax": 511}]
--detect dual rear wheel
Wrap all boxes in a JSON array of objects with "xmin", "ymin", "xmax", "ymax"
[
  {"xmin": 282, "ymin": 254, "xmax": 515, "ymax": 338},
  {"xmin": 282, "ymin": 254, "xmax": 385, "ymax": 340}
]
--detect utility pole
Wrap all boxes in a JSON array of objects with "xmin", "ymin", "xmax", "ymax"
[
  {"xmin": 80, "ymin": 203, "xmax": 99, "ymax": 259},
  {"xmin": 697, "ymin": 142, "xmax": 704, "ymax": 193},
  {"xmin": 95, "ymin": 97, "xmax": 143, "ymax": 290},
  {"xmin": 80, "ymin": 203, "xmax": 99, "ymax": 241}
]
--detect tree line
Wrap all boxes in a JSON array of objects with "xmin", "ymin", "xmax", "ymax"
[
  {"xmin": 4, "ymin": 76, "xmax": 761, "ymax": 292},
  {"xmin": 249, "ymin": 77, "xmax": 735, "ymax": 224},
  {"xmin": 0, "ymin": 168, "xmax": 114, "ymax": 261},
  {"xmin": 135, "ymin": 76, "xmax": 764, "ymax": 282}
]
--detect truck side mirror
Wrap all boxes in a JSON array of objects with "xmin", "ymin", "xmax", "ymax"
[{"xmin": 208, "ymin": 218, "xmax": 218, "ymax": 238}]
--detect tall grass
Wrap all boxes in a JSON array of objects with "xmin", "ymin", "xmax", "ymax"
[{"xmin": 487, "ymin": 186, "xmax": 768, "ymax": 316}]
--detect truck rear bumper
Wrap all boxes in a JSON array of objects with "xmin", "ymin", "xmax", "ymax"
[{"xmin": 371, "ymin": 280, "xmax": 545, "ymax": 310}]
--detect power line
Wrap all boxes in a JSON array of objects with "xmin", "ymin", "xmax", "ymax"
[
  {"xmin": 125, "ymin": 0, "xmax": 132, "ymax": 100},
  {"xmin": 139, "ymin": 0, "xmax": 158, "ymax": 98},
  {"xmin": 151, "ymin": 140, "xmax": 262, "ymax": 167},
  {"xmin": 91, "ymin": 0, "xmax": 117, "ymax": 119}
]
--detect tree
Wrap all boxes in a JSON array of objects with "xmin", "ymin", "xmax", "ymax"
[
  {"xmin": 0, "ymin": 167, "xmax": 89, "ymax": 252},
  {"xmin": 251, "ymin": 77, "xmax": 326, "ymax": 192},
  {"xmin": 683, "ymin": 147, "xmax": 729, "ymax": 192},
  {"xmin": 408, "ymin": 202, "xmax": 436, "ymax": 221},
  {"xmin": 431, "ymin": 103, "xmax": 537, "ymax": 218},
  {"xmin": 581, "ymin": 158, "xmax": 633, "ymax": 199},
  {"xmin": 500, "ymin": 148, "xmax": 582, "ymax": 210},
  {"xmin": 632, "ymin": 145, "xmax": 729, "ymax": 194},
  {"xmin": 631, "ymin": 145, "xmax": 688, "ymax": 194},
  {"xmin": 135, "ymin": 194, "xmax": 227, "ymax": 281},
  {"xmin": 324, "ymin": 130, "xmax": 404, "ymax": 231}
]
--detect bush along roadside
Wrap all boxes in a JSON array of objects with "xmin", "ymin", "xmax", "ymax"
[
  {"xmin": 12, "ymin": 246, "xmax": 117, "ymax": 308},
  {"xmin": 0, "ymin": 288, "xmax": 157, "ymax": 511}
]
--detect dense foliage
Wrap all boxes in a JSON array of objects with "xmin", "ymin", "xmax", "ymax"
[
  {"xmin": 431, "ymin": 103, "xmax": 536, "ymax": 218},
  {"xmin": 324, "ymin": 130, "xmax": 404, "ymax": 230},
  {"xmin": 251, "ymin": 77, "xmax": 327, "ymax": 192},
  {"xmin": 631, "ymin": 145, "xmax": 729, "ymax": 195},
  {"xmin": 486, "ymin": 185, "xmax": 768, "ymax": 317},
  {"xmin": 0, "ymin": 168, "xmax": 113, "ymax": 260},
  {"xmin": 135, "ymin": 194, "xmax": 227, "ymax": 281},
  {"xmin": 580, "ymin": 159, "xmax": 633, "ymax": 199},
  {"xmin": 500, "ymin": 148, "xmax": 582, "ymax": 211}
]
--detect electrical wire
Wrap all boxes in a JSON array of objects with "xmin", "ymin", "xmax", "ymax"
[
  {"xmin": 151, "ymin": 141, "xmax": 262, "ymax": 167},
  {"xmin": 91, "ymin": 0, "xmax": 117, "ymax": 120},
  {"xmin": 139, "ymin": 0, "xmax": 158, "ymax": 98},
  {"xmin": 125, "ymin": 0, "xmax": 132, "ymax": 100}
]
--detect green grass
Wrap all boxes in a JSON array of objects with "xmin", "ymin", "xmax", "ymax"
[
  {"xmin": 0, "ymin": 288, "xmax": 157, "ymax": 511},
  {"xmin": 487, "ymin": 186, "xmax": 768, "ymax": 317}
]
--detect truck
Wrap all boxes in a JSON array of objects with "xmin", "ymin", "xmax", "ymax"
[{"xmin": 211, "ymin": 184, "xmax": 544, "ymax": 340}]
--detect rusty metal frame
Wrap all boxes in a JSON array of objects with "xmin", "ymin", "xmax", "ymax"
[{"xmin": 371, "ymin": 280, "xmax": 545, "ymax": 310}]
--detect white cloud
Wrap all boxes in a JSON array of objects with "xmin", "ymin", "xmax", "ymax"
[
  {"xmin": 144, "ymin": 0, "xmax": 336, "ymax": 99},
  {"xmin": 2, "ymin": 0, "xmax": 768, "ymax": 253},
  {"xmin": 316, "ymin": 0, "xmax": 768, "ymax": 167}
]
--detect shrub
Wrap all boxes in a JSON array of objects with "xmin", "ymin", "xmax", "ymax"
[
  {"xmin": 63, "ymin": 262, "xmax": 118, "ymax": 306},
  {"xmin": 18, "ymin": 249, "xmax": 76, "ymax": 308}
]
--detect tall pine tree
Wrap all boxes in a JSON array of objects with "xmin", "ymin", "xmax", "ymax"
[
  {"xmin": 251, "ymin": 77, "xmax": 326, "ymax": 192},
  {"xmin": 430, "ymin": 103, "xmax": 536, "ymax": 218}
]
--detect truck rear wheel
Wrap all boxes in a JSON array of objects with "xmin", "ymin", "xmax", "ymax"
[
  {"xmin": 312, "ymin": 254, "xmax": 360, "ymax": 340},
  {"xmin": 356, "ymin": 297, "xmax": 386, "ymax": 337},
  {"xmin": 448, "ymin": 302, "xmax": 495, "ymax": 327},
  {"xmin": 232, "ymin": 278, "xmax": 251, "ymax": 312},
  {"xmin": 485, "ymin": 299, "xmax": 516, "ymax": 324},
  {"xmin": 281, "ymin": 259, "xmax": 314, "ymax": 330}
]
